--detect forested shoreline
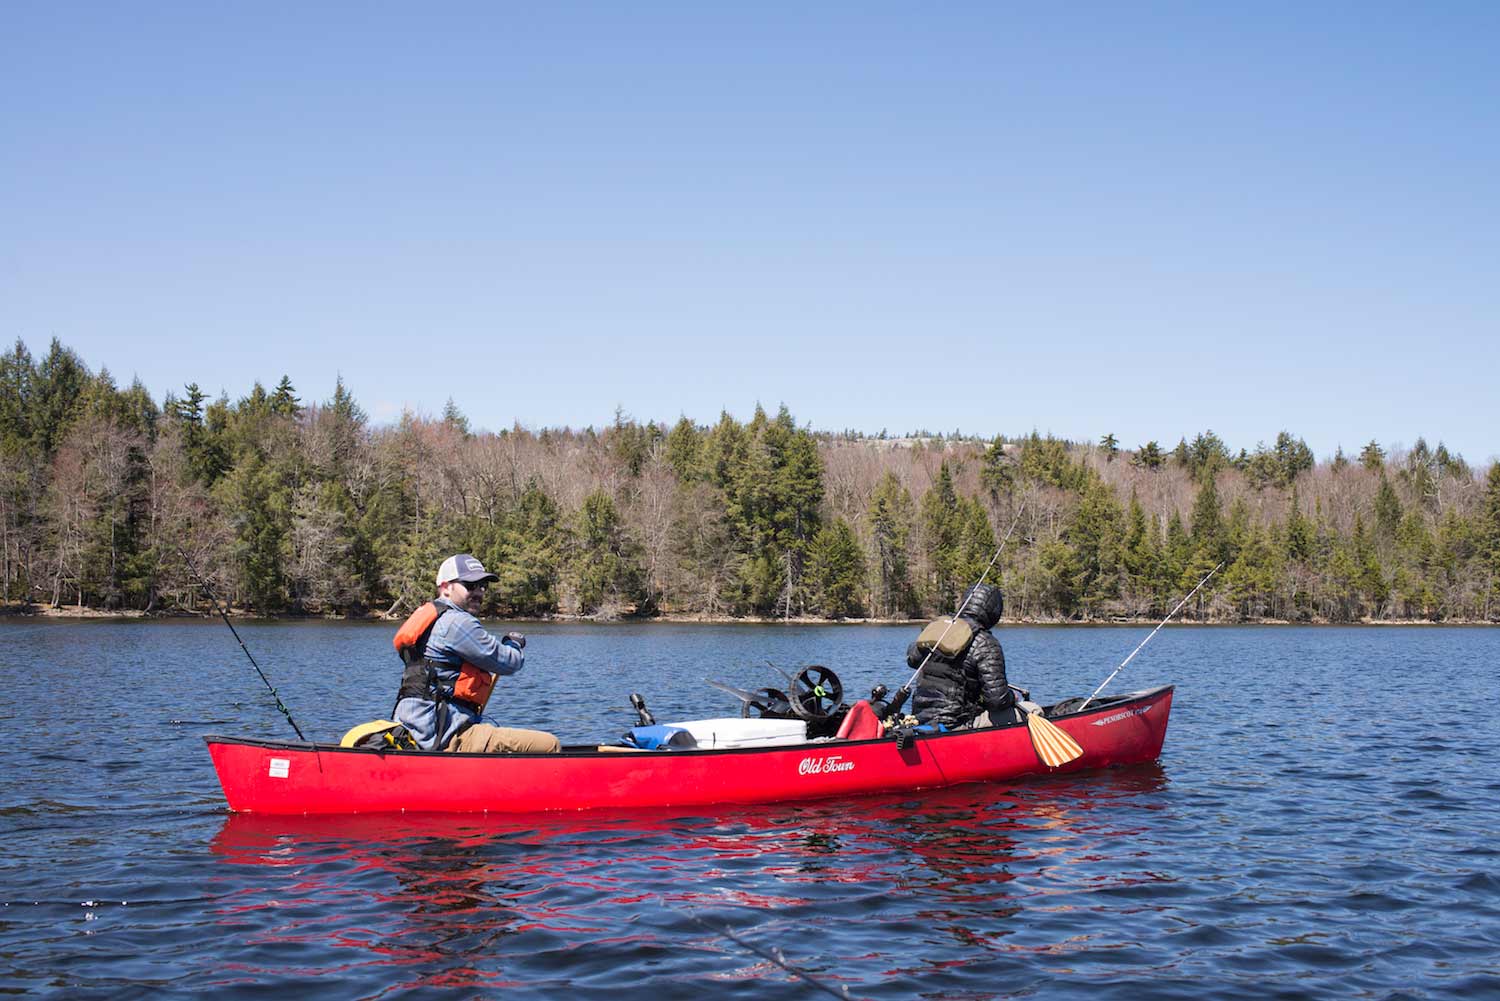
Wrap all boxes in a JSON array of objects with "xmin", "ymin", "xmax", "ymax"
[{"xmin": 3, "ymin": 339, "xmax": 1498, "ymax": 624}]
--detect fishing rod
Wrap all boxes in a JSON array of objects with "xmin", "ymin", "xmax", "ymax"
[
  {"xmin": 1077, "ymin": 560, "xmax": 1225, "ymax": 712},
  {"xmin": 878, "ymin": 501, "xmax": 1027, "ymax": 722},
  {"xmin": 177, "ymin": 546, "xmax": 307, "ymax": 741}
]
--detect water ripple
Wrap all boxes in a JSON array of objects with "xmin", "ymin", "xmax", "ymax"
[{"xmin": 2, "ymin": 623, "xmax": 1499, "ymax": 998}]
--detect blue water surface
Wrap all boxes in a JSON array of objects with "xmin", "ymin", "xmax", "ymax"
[{"xmin": 1, "ymin": 621, "xmax": 1498, "ymax": 999}]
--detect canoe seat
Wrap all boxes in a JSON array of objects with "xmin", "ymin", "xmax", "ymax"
[{"xmin": 835, "ymin": 700, "xmax": 884, "ymax": 740}]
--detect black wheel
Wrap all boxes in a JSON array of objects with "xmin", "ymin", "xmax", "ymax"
[
  {"xmin": 790, "ymin": 666, "xmax": 843, "ymax": 720},
  {"xmin": 742, "ymin": 687, "xmax": 791, "ymax": 718}
]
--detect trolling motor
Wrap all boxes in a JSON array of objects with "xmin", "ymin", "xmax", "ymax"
[{"xmin": 629, "ymin": 693, "xmax": 655, "ymax": 726}]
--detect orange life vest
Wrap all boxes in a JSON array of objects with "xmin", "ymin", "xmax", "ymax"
[{"xmin": 393, "ymin": 602, "xmax": 497, "ymax": 712}]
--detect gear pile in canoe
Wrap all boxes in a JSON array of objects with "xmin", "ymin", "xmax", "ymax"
[{"xmin": 204, "ymin": 671, "xmax": 1174, "ymax": 816}]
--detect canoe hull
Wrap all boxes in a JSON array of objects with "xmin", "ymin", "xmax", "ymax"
[{"xmin": 205, "ymin": 685, "xmax": 1173, "ymax": 815}]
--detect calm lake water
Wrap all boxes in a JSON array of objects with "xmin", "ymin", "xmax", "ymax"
[{"xmin": 2, "ymin": 620, "xmax": 1498, "ymax": 999}]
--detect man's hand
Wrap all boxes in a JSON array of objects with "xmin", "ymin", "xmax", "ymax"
[{"xmin": 503, "ymin": 631, "xmax": 526, "ymax": 650}]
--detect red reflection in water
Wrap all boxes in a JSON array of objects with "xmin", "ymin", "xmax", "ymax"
[{"xmin": 207, "ymin": 765, "xmax": 1168, "ymax": 991}]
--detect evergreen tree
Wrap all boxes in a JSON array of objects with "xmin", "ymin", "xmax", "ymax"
[
  {"xmin": 572, "ymin": 489, "xmax": 645, "ymax": 613},
  {"xmin": 1019, "ymin": 433, "xmax": 1084, "ymax": 490},
  {"xmin": 664, "ymin": 417, "xmax": 702, "ymax": 480},
  {"xmin": 1352, "ymin": 514, "xmax": 1388, "ymax": 614},
  {"xmin": 438, "ymin": 397, "xmax": 469, "ymax": 437},
  {"xmin": 868, "ymin": 471, "xmax": 915, "ymax": 616},
  {"xmin": 1359, "ymin": 440, "xmax": 1385, "ymax": 471},
  {"xmin": 806, "ymin": 518, "xmax": 867, "ymax": 618},
  {"xmin": 1244, "ymin": 445, "xmax": 1280, "ymax": 490},
  {"xmin": 1482, "ymin": 463, "xmax": 1500, "ymax": 618},
  {"xmin": 171, "ymin": 384, "xmax": 230, "ymax": 484},
  {"xmin": 1273, "ymin": 431, "xmax": 1314, "ymax": 485},
  {"xmin": 0, "ymin": 341, "xmax": 36, "ymax": 454},
  {"xmin": 270, "ymin": 376, "xmax": 301, "ymax": 417},
  {"xmin": 1285, "ymin": 487, "xmax": 1314, "ymax": 563},
  {"xmin": 488, "ymin": 478, "xmax": 565, "ymax": 615},
  {"xmin": 1037, "ymin": 539, "xmax": 1080, "ymax": 616},
  {"xmin": 1122, "ymin": 493, "xmax": 1160, "ymax": 609},
  {"xmin": 1186, "ymin": 430, "xmax": 1231, "ymax": 478},
  {"xmin": 32, "ymin": 339, "xmax": 90, "ymax": 457},
  {"xmin": 215, "ymin": 454, "xmax": 291, "ymax": 612},
  {"xmin": 1134, "ymin": 440, "xmax": 1165, "ymax": 470},
  {"xmin": 1190, "ymin": 469, "xmax": 1224, "ymax": 562},
  {"xmin": 1374, "ymin": 474, "xmax": 1403, "ymax": 542},
  {"xmin": 919, "ymin": 462, "xmax": 964, "ymax": 612},
  {"xmin": 979, "ymin": 436, "xmax": 1015, "ymax": 497},
  {"xmin": 1066, "ymin": 471, "xmax": 1124, "ymax": 615}
]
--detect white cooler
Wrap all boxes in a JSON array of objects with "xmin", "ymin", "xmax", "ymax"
[{"xmin": 668, "ymin": 717, "xmax": 808, "ymax": 749}]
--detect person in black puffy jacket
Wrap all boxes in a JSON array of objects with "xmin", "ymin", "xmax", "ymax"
[{"xmin": 906, "ymin": 583, "xmax": 1018, "ymax": 729}]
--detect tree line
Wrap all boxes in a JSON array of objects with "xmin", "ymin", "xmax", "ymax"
[{"xmin": 3, "ymin": 338, "xmax": 1498, "ymax": 622}]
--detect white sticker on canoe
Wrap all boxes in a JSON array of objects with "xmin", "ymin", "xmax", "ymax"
[
  {"xmin": 268, "ymin": 757, "xmax": 290, "ymax": 778},
  {"xmin": 1091, "ymin": 705, "xmax": 1154, "ymax": 727},
  {"xmin": 799, "ymin": 754, "xmax": 855, "ymax": 776}
]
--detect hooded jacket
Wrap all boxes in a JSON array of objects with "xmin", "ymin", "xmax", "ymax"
[{"xmin": 907, "ymin": 583, "xmax": 1013, "ymax": 729}]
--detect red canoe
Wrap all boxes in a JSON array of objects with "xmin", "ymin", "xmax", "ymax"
[{"xmin": 204, "ymin": 685, "xmax": 1173, "ymax": 815}]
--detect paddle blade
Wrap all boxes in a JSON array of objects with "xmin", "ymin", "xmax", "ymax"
[{"xmin": 1026, "ymin": 711, "xmax": 1083, "ymax": 768}]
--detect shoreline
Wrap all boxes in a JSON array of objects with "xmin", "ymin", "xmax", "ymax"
[{"xmin": 3, "ymin": 604, "xmax": 1494, "ymax": 627}]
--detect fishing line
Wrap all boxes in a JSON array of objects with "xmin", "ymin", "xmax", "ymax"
[
  {"xmin": 1078, "ymin": 560, "xmax": 1225, "ymax": 711},
  {"xmin": 177, "ymin": 546, "xmax": 307, "ymax": 741},
  {"xmin": 683, "ymin": 907, "xmax": 861, "ymax": 1000}
]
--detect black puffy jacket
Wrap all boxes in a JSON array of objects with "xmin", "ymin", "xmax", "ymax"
[{"xmin": 908, "ymin": 584, "xmax": 1013, "ymax": 728}]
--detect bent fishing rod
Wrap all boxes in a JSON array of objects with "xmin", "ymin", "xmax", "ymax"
[
  {"xmin": 880, "ymin": 501, "xmax": 1027, "ymax": 721},
  {"xmin": 177, "ymin": 546, "xmax": 307, "ymax": 741},
  {"xmin": 1077, "ymin": 560, "xmax": 1224, "ymax": 712}
]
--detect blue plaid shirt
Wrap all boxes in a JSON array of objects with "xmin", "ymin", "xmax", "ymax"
[{"xmin": 394, "ymin": 598, "xmax": 525, "ymax": 750}]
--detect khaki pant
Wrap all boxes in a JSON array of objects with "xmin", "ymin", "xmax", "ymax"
[
  {"xmin": 970, "ymin": 706, "xmax": 1025, "ymax": 729},
  {"xmin": 446, "ymin": 723, "xmax": 561, "ymax": 754}
]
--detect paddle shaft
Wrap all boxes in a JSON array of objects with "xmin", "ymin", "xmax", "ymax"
[
  {"xmin": 883, "ymin": 502, "xmax": 1026, "ymax": 719},
  {"xmin": 178, "ymin": 546, "xmax": 308, "ymax": 741},
  {"xmin": 1077, "ymin": 560, "xmax": 1224, "ymax": 712}
]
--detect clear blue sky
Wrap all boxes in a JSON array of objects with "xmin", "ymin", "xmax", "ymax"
[{"xmin": 3, "ymin": 3, "xmax": 1496, "ymax": 464}]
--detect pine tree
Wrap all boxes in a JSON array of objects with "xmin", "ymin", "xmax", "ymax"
[
  {"xmin": 215, "ymin": 454, "xmax": 291, "ymax": 612},
  {"xmin": 171, "ymin": 384, "xmax": 230, "ymax": 484},
  {"xmin": 868, "ymin": 471, "xmax": 915, "ymax": 616},
  {"xmin": 1190, "ymin": 468, "xmax": 1224, "ymax": 563},
  {"xmin": 979, "ymin": 437, "xmax": 1015, "ymax": 497},
  {"xmin": 806, "ymin": 518, "xmax": 867, "ymax": 618},
  {"xmin": 32, "ymin": 339, "xmax": 90, "ymax": 457},
  {"xmin": 665, "ymin": 417, "xmax": 702, "ymax": 480},
  {"xmin": 1134, "ymin": 440, "xmax": 1165, "ymax": 470},
  {"xmin": 1374, "ymin": 474, "xmax": 1403, "ymax": 542},
  {"xmin": 270, "ymin": 376, "xmax": 301, "ymax": 417},
  {"xmin": 1285, "ymin": 487, "xmax": 1314, "ymax": 563},
  {"xmin": 1066, "ymin": 471, "xmax": 1124, "ymax": 616},
  {"xmin": 919, "ymin": 462, "xmax": 964, "ymax": 612},
  {"xmin": 1273, "ymin": 431, "xmax": 1314, "ymax": 485},
  {"xmin": 1482, "ymin": 463, "xmax": 1500, "ymax": 618},
  {"xmin": 572, "ymin": 489, "xmax": 644, "ymax": 614}
]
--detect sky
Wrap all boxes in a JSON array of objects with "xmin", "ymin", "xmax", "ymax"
[{"xmin": 3, "ymin": 2, "xmax": 1497, "ymax": 464}]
